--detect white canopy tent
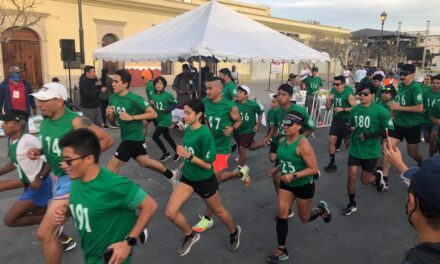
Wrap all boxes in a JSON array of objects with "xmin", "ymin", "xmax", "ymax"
[{"xmin": 93, "ymin": 0, "xmax": 330, "ymax": 63}]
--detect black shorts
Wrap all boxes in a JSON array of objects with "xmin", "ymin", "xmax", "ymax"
[
  {"xmin": 280, "ymin": 182, "xmax": 315, "ymax": 199},
  {"xmin": 238, "ymin": 133, "xmax": 255, "ymax": 148},
  {"xmin": 114, "ymin": 140, "xmax": 148, "ymax": 162},
  {"xmin": 329, "ymin": 117, "xmax": 350, "ymax": 138},
  {"xmin": 269, "ymin": 140, "xmax": 278, "ymax": 154},
  {"xmin": 180, "ymin": 175, "xmax": 218, "ymax": 199},
  {"xmin": 389, "ymin": 124, "xmax": 421, "ymax": 144},
  {"xmin": 347, "ymin": 155, "xmax": 377, "ymax": 173}
]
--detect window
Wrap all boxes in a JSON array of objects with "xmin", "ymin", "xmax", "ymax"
[{"xmin": 161, "ymin": 61, "xmax": 173, "ymax": 75}]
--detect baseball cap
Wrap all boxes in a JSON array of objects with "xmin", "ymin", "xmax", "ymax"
[
  {"xmin": 31, "ymin": 82, "xmax": 68, "ymax": 101},
  {"xmin": 237, "ymin": 85, "xmax": 250, "ymax": 95},
  {"xmin": 282, "ymin": 112, "xmax": 304, "ymax": 126},
  {"xmin": 140, "ymin": 69, "xmax": 154, "ymax": 81},
  {"xmin": 372, "ymin": 74, "xmax": 384, "ymax": 81},
  {"xmin": 9, "ymin": 66, "xmax": 22, "ymax": 74},
  {"xmin": 401, "ymin": 155, "xmax": 440, "ymax": 208},
  {"xmin": 401, "ymin": 64, "xmax": 416, "ymax": 74},
  {"xmin": 381, "ymin": 85, "xmax": 396, "ymax": 94},
  {"xmin": 288, "ymin": 73, "xmax": 298, "ymax": 79},
  {"xmin": 0, "ymin": 109, "xmax": 29, "ymax": 122}
]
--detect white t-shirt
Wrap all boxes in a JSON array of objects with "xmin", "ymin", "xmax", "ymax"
[
  {"xmin": 343, "ymin": 70, "xmax": 351, "ymax": 84},
  {"xmin": 354, "ymin": 69, "xmax": 367, "ymax": 82},
  {"xmin": 14, "ymin": 134, "xmax": 44, "ymax": 182},
  {"xmin": 300, "ymin": 69, "xmax": 310, "ymax": 81}
]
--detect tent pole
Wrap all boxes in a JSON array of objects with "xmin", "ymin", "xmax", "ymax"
[
  {"xmin": 265, "ymin": 62, "xmax": 272, "ymax": 92},
  {"xmin": 327, "ymin": 60, "xmax": 331, "ymax": 90},
  {"xmin": 280, "ymin": 62, "xmax": 284, "ymax": 85},
  {"xmin": 198, "ymin": 56, "xmax": 202, "ymax": 99}
]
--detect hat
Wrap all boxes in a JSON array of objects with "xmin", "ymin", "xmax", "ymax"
[
  {"xmin": 401, "ymin": 155, "xmax": 440, "ymax": 208},
  {"xmin": 140, "ymin": 69, "xmax": 154, "ymax": 81},
  {"xmin": 9, "ymin": 66, "xmax": 22, "ymax": 74},
  {"xmin": 372, "ymin": 74, "xmax": 384, "ymax": 81},
  {"xmin": 237, "ymin": 85, "xmax": 250, "ymax": 95},
  {"xmin": 0, "ymin": 109, "xmax": 29, "ymax": 122},
  {"xmin": 288, "ymin": 73, "xmax": 298, "ymax": 79},
  {"xmin": 31, "ymin": 82, "xmax": 68, "ymax": 101},
  {"xmin": 381, "ymin": 85, "xmax": 396, "ymax": 93},
  {"xmin": 401, "ymin": 64, "xmax": 416, "ymax": 74},
  {"xmin": 282, "ymin": 112, "xmax": 303, "ymax": 126}
]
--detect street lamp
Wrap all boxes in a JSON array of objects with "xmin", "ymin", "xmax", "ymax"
[{"xmin": 377, "ymin": 11, "xmax": 387, "ymax": 68}]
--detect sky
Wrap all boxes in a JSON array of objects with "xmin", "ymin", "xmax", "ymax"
[{"xmin": 238, "ymin": 0, "xmax": 440, "ymax": 34}]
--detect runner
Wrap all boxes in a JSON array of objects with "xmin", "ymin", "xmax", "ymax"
[
  {"xmin": 235, "ymin": 85, "xmax": 266, "ymax": 167},
  {"xmin": 267, "ymin": 111, "xmax": 331, "ymax": 263},
  {"xmin": 150, "ymin": 76, "xmax": 179, "ymax": 161},
  {"xmin": 427, "ymin": 75, "xmax": 440, "ymax": 155},
  {"xmin": 0, "ymin": 110, "xmax": 52, "ymax": 229},
  {"xmin": 342, "ymin": 82, "xmax": 394, "ymax": 216},
  {"xmin": 29, "ymin": 82, "xmax": 113, "ymax": 263},
  {"xmin": 165, "ymin": 99, "xmax": 241, "ymax": 256},
  {"xmin": 266, "ymin": 94, "xmax": 279, "ymax": 164},
  {"xmin": 324, "ymin": 75, "xmax": 356, "ymax": 172},
  {"xmin": 301, "ymin": 67, "xmax": 322, "ymax": 115},
  {"xmin": 141, "ymin": 69, "xmax": 156, "ymax": 137},
  {"xmin": 382, "ymin": 64, "xmax": 424, "ymax": 189},
  {"xmin": 54, "ymin": 128, "xmax": 157, "ymax": 264},
  {"xmin": 106, "ymin": 70, "xmax": 179, "ymax": 186},
  {"xmin": 421, "ymin": 74, "xmax": 440, "ymax": 156},
  {"xmin": 372, "ymin": 74, "xmax": 384, "ymax": 103},
  {"xmin": 191, "ymin": 77, "xmax": 245, "ymax": 233},
  {"xmin": 219, "ymin": 68, "xmax": 237, "ymax": 101}
]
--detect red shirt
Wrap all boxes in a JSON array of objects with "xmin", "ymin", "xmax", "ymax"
[{"xmin": 9, "ymin": 80, "xmax": 27, "ymax": 112}]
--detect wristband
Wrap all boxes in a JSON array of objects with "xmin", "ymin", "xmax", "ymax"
[{"xmin": 188, "ymin": 154, "xmax": 194, "ymax": 162}]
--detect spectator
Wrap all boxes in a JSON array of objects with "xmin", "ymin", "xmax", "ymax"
[
  {"xmin": 189, "ymin": 62, "xmax": 199, "ymax": 98},
  {"xmin": 300, "ymin": 63, "xmax": 310, "ymax": 81},
  {"xmin": 383, "ymin": 145, "xmax": 440, "ymax": 264},
  {"xmin": 286, "ymin": 73, "xmax": 300, "ymax": 104},
  {"xmin": 0, "ymin": 66, "xmax": 36, "ymax": 115},
  {"xmin": 343, "ymin": 65, "xmax": 351, "ymax": 84},
  {"xmin": 172, "ymin": 64, "xmax": 194, "ymax": 107},
  {"xmin": 99, "ymin": 69, "xmax": 113, "ymax": 129},
  {"xmin": 51, "ymin": 77, "xmax": 60, "ymax": 83},
  {"xmin": 354, "ymin": 65, "xmax": 367, "ymax": 89},
  {"xmin": 231, "ymin": 65, "xmax": 239, "ymax": 84},
  {"xmin": 79, "ymin": 65, "xmax": 102, "ymax": 126},
  {"xmin": 200, "ymin": 66, "xmax": 212, "ymax": 98}
]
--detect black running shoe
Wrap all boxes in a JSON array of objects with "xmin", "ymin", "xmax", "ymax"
[
  {"xmin": 318, "ymin": 201, "xmax": 332, "ymax": 223},
  {"xmin": 374, "ymin": 169, "xmax": 385, "ymax": 192},
  {"xmin": 139, "ymin": 227, "xmax": 148, "ymax": 244},
  {"xmin": 178, "ymin": 232, "xmax": 200, "ymax": 256},
  {"xmin": 173, "ymin": 154, "xmax": 181, "ymax": 161},
  {"xmin": 341, "ymin": 203, "xmax": 357, "ymax": 216},
  {"xmin": 313, "ymin": 170, "xmax": 321, "ymax": 180},
  {"xmin": 267, "ymin": 247, "xmax": 289, "ymax": 263},
  {"xmin": 229, "ymin": 225, "xmax": 241, "ymax": 251},
  {"xmin": 160, "ymin": 152, "xmax": 172, "ymax": 161},
  {"xmin": 324, "ymin": 162, "xmax": 337, "ymax": 172}
]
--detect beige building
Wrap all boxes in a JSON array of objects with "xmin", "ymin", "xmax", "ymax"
[{"xmin": 0, "ymin": 0, "xmax": 350, "ymax": 89}]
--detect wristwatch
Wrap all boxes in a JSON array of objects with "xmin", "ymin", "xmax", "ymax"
[{"xmin": 125, "ymin": 236, "xmax": 137, "ymax": 247}]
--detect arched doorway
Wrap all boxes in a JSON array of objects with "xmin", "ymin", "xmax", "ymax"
[
  {"xmin": 1, "ymin": 27, "xmax": 43, "ymax": 88},
  {"xmin": 102, "ymin": 33, "xmax": 120, "ymax": 74}
]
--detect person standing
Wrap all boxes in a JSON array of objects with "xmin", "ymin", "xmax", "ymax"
[
  {"xmin": 165, "ymin": 99, "xmax": 241, "ymax": 256},
  {"xmin": 54, "ymin": 128, "xmax": 157, "ymax": 264},
  {"xmin": 99, "ymin": 69, "xmax": 113, "ymax": 129},
  {"xmin": 286, "ymin": 74, "xmax": 300, "ymax": 104},
  {"xmin": 219, "ymin": 68, "xmax": 237, "ymax": 101},
  {"xmin": 231, "ymin": 65, "xmax": 239, "ymax": 84},
  {"xmin": 79, "ymin": 65, "xmax": 102, "ymax": 126},
  {"xmin": 172, "ymin": 64, "xmax": 194, "ymax": 107},
  {"xmin": 299, "ymin": 63, "xmax": 310, "ymax": 82},
  {"xmin": 343, "ymin": 66, "xmax": 351, "ymax": 84},
  {"xmin": 0, "ymin": 66, "xmax": 36, "ymax": 115},
  {"xmin": 354, "ymin": 65, "xmax": 367, "ymax": 89},
  {"xmin": 301, "ymin": 67, "xmax": 323, "ymax": 115}
]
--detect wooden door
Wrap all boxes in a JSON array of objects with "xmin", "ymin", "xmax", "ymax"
[{"xmin": 2, "ymin": 28, "xmax": 43, "ymax": 89}]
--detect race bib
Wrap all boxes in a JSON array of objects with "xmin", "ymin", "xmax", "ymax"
[{"xmin": 12, "ymin": 91, "xmax": 20, "ymax": 99}]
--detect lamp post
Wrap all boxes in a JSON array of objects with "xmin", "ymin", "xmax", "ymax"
[
  {"xmin": 78, "ymin": 0, "xmax": 85, "ymax": 64},
  {"xmin": 377, "ymin": 11, "xmax": 387, "ymax": 68}
]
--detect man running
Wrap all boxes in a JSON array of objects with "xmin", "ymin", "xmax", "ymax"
[
  {"xmin": 106, "ymin": 70, "xmax": 178, "ymax": 186},
  {"xmin": 421, "ymin": 74, "xmax": 440, "ymax": 156},
  {"xmin": 342, "ymin": 83, "xmax": 394, "ymax": 216},
  {"xmin": 141, "ymin": 69, "xmax": 156, "ymax": 137},
  {"xmin": 324, "ymin": 75, "xmax": 356, "ymax": 172},
  {"xmin": 29, "ymin": 82, "xmax": 114, "ymax": 263},
  {"xmin": 54, "ymin": 128, "xmax": 157, "ymax": 264},
  {"xmin": 192, "ymin": 77, "xmax": 245, "ymax": 233}
]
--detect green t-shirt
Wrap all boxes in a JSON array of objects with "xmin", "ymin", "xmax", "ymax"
[
  {"xmin": 277, "ymin": 135, "xmax": 313, "ymax": 187},
  {"xmin": 360, "ymin": 77, "xmax": 372, "ymax": 86},
  {"xmin": 348, "ymin": 103, "xmax": 394, "ymax": 159},
  {"xmin": 422, "ymin": 87, "xmax": 440, "ymax": 125},
  {"xmin": 203, "ymin": 97, "xmax": 235, "ymax": 154},
  {"xmin": 150, "ymin": 91, "xmax": 176, "ymax": 127},
  {"xmin": 109, "ymin": 91, "xmax": 151, "ymax": 141},
  {"xmin": 69, "ymin": 167, "xmax": 146, "ymax": 264},
  {"xmin": 235, "ymin": 99, "xmax": 263, "ymax": 135},
  {"xmin": 428, "ymin": 101, "xmax": 440, "ymax": 143},
  {"xmin": 182, "ymin": 125, "xmax": 216, "ymax": 181},
  {"xmin": 145, "ymin": 81, "xmax": 155, "ymax": 100},
  {"xmin": 39, "ymin": 108, "xmax": 77, "ymax": 176},
  {"xmin": 302, "ymin": 76, "xmax": 323, "ymax": 95},
  {"xmin": 272, "ymin": 104, "xmax": 316, "ymax": 142},
  {"xmin": 374, "ymin": 85, "xmax": 384, "ymax": 103},
  {"xmin": 222, "ymin": 81, "xmax": 237, "ymax": 101},
  {"xmin": 394, "ymin": 81, "xmax": 424, "ymax": 127},
  {"xmin": 267, "ymin": 108, "xmax": 276, "ymax": 127},
  {"xmin": 377, "ymin": 99, "xmax": 393, "ymax": 112},
  {"xmin": 330, "ymin": 86, "xmax": 353, "ymax": 120},
  {"xmin": 9, "ymin": 134, "xmax": 30, "ymax": 185}
]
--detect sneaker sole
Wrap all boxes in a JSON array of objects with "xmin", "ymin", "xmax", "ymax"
[
  {"xmin": 179, "ymin": 233, "xmax": 200, "ymax": 256},
  {"xmin": 139, "ymin": 228, "xmax": 148, "ymax": 244},
  {"xmin": 63, "ymin": 241, "xmax": 77, "ymax": 252},
  {"xmin": 341, "ymin": 207, "xmax": 357, "ymax": 216},
  {"xmin": 174, "ymin": 156, "xmax": 181, "ymax": 162},
  {"xmin": 161, "ymin": 155, "xmax": 172, "ymax": 162},
  {"xmin": 192, "ymin": 224, "xmax": 213, "ymax": 233},
  {"xmin": 230, "ymin": 225, "xmax": 241, "ymax": 251}
]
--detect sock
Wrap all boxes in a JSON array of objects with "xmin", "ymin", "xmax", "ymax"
[
  {"xmin": 276, "ymin": 218, "xmax": 288, "ymax": 246},
  {"xmin": 163, "ymin": 169, "xmax": 173, "ymax": 179},
  {"xmin": 204, "ymin": 215, "xmax": 212, "ymax": 221},
  {"xmin": 384, "ymin": 177, "xmax": 389, "ymax": 183},
  {"xmin": 349, "ymin": 194, "xmax": 356, "ymax": 205},
  {"xmin": 330, "ymin": 154, "xmax": 335, "ymax": 163}
]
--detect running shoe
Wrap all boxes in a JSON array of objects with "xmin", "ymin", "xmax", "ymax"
[
  {"xmin": 313, "ymin": 170, "xmax": 321, "ymax": 180},
  {"xmin": 177, "ymin": 121, "xmax": 185, "ymax": 131},
  {"xmin": 169, "ymin": 170, "xmax": 180, "ymax": 189},
  {"xmin": 267, "ymin": 247, "xmax": 289, "ymax": 263},
  {"xmin": 287, "ymin": 208, "xmax": 295, "ymax": 218},
  {"xmin": 239, "ymin": 165, "xmax": 251, "ymax": 187},
  {"xmin": 383, "ymin": 182, "xmax": 389, "ymax": 192},
  {"xmin": 229, "ymin": 225, "xmax": 241, "ymax": 251},
  {"xmin": 160, "ymin": 152, "xmax": 172, "ymax": 161},
  {"xmin": 341, "ymin": 203, "xmax": 357, "ymax": 216},
  {"xmin": 178, "ymin": 232, "xmax": 200, "ymax": 256},
  {"xmin": 317, "ymin": 201, "xmax": 332, "ymax": 223},
  {"xmin": 192, "ymin": 215, "xmax": 214, "ymax": 232},
  {"xmin": 324, "ymin": 162, "xmax": 337, "ymax": 172},
  {"xmin": 60, "ymin": 237, "xmax": 77, "ymax": 252},
  {"xmin": 173, "ymin": 154, "xmax": 181, "ymax": 161},
  {"xmin": 139, "ymin": 227, "xmax": 148, "ymax": 244},
  {"xmin": 374, "ymin": 169, "xmax": 385, "ymax": 192},
  {"xmin": 109, "ymin": 124, "xmax": 119, "ymax": 129}
]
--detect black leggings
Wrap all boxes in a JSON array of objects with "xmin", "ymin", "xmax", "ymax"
[
  {"xmin": 152, "ymin": 126, "xmax": 177, "ymax": 155},
  {"xmin": 100, "ymin": 100, "xmax": 108, "ymax": 125}
]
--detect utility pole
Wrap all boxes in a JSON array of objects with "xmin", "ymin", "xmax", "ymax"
[
  {"xmin": 78, "ymin": 0, "xmax": 85, "ymax": 64},
  {"xmin": 421, "ymin": 20, "xmax": 430, "ymax": 71},
  {"xmin": 395, "ymin": 22, "xmax": 402, "ymax": 71}
]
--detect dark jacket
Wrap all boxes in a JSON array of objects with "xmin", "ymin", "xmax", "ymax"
[
  {"xmin": 402, "ymin": 242, "xmax": 440, "ymax": 264},
  {"xmin": 99, "ymin": 75, "xmax": 113, "ymax": 101},
  {"xmin": 172, "ymin": 72, "xmax": 194, "ymax": 106},
  {"xmin": 0, "ymin": 79, "xmax": 35, "ymax": 114},
  {"xmin": 79, "ymin": 74, "xmax": 100, "ymax": 108}
]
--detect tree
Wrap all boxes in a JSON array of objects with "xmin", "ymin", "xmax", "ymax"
[
  {"xmin": 348, "ymin": 34, "xmax": 370, "ymax": 68},
  {"xmin": 307, "ymin": 32, "xmax": 349, "ymax": 74},
  {"xmin": 0, "ymin": 0, "xmax": 44, "ymax": 43}
]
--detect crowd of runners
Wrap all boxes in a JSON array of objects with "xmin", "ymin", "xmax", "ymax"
[{"xmin": 0, "ymin": 63, "xmax": 439, "ymax": 263}]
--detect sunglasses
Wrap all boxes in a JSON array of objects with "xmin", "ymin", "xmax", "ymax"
[
  {"xmin": 399, "ymin": 70, "xmax": 410, "ymax": 77},
  {"xmin": 333, "ymin": 83, "xmax": 342, "ymax": 86},
  {"xmin": 283, "ymin": 121, "xmax": 298, "ymax": 127},
  {"xmin": 62, "ymin": 155, "xmax": 89, "ymax": 166},
  {"xmin": 357, "ymin": 92, "xmax": 371, "ymax": 97}
]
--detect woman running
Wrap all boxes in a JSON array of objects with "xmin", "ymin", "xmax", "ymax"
[
  {"xmin": 165, "ymin": 99, "xmax": 241, "ymax": 256},
  {"xmin": 267, "ymin": 111, "xmax": 332, "ymax": 263}
]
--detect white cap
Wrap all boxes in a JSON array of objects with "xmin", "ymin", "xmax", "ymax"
[
  {"xmin": 238, "ymin": 85, "xmax": 250, "ymax": 95},
  {"xmin": 31, "ymin": 82, "xmax": 68, "ymax": 101},
  {"xmin": 417, "ymin": 76, "xmax": 424, "ymax": 83}
]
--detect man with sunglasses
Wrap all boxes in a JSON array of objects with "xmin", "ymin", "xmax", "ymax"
[
  {"xmin": 324, "ymin": 75, "xmax": 356, "ymax": 172},
  {"xmin": 53, "ymin": 128, "xmax": 157, "ymax": 264},
  {"xmin": 382, "ymin": 64, "xmax": 424, "ymax": 190},
  {"xmin": 427, "ymin": 75, "xmax": 440, "ymax": 155},
  {"xmin": 28, "ymin": 82, "xmax": 114, "ymax": 263},
  {"xmin": 372, "ymin": 74, "xmax": 385, "ymax": 103},
  {"xmin": 342, "ymin": 82, "xmax": 394, "ymax": 215}
]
